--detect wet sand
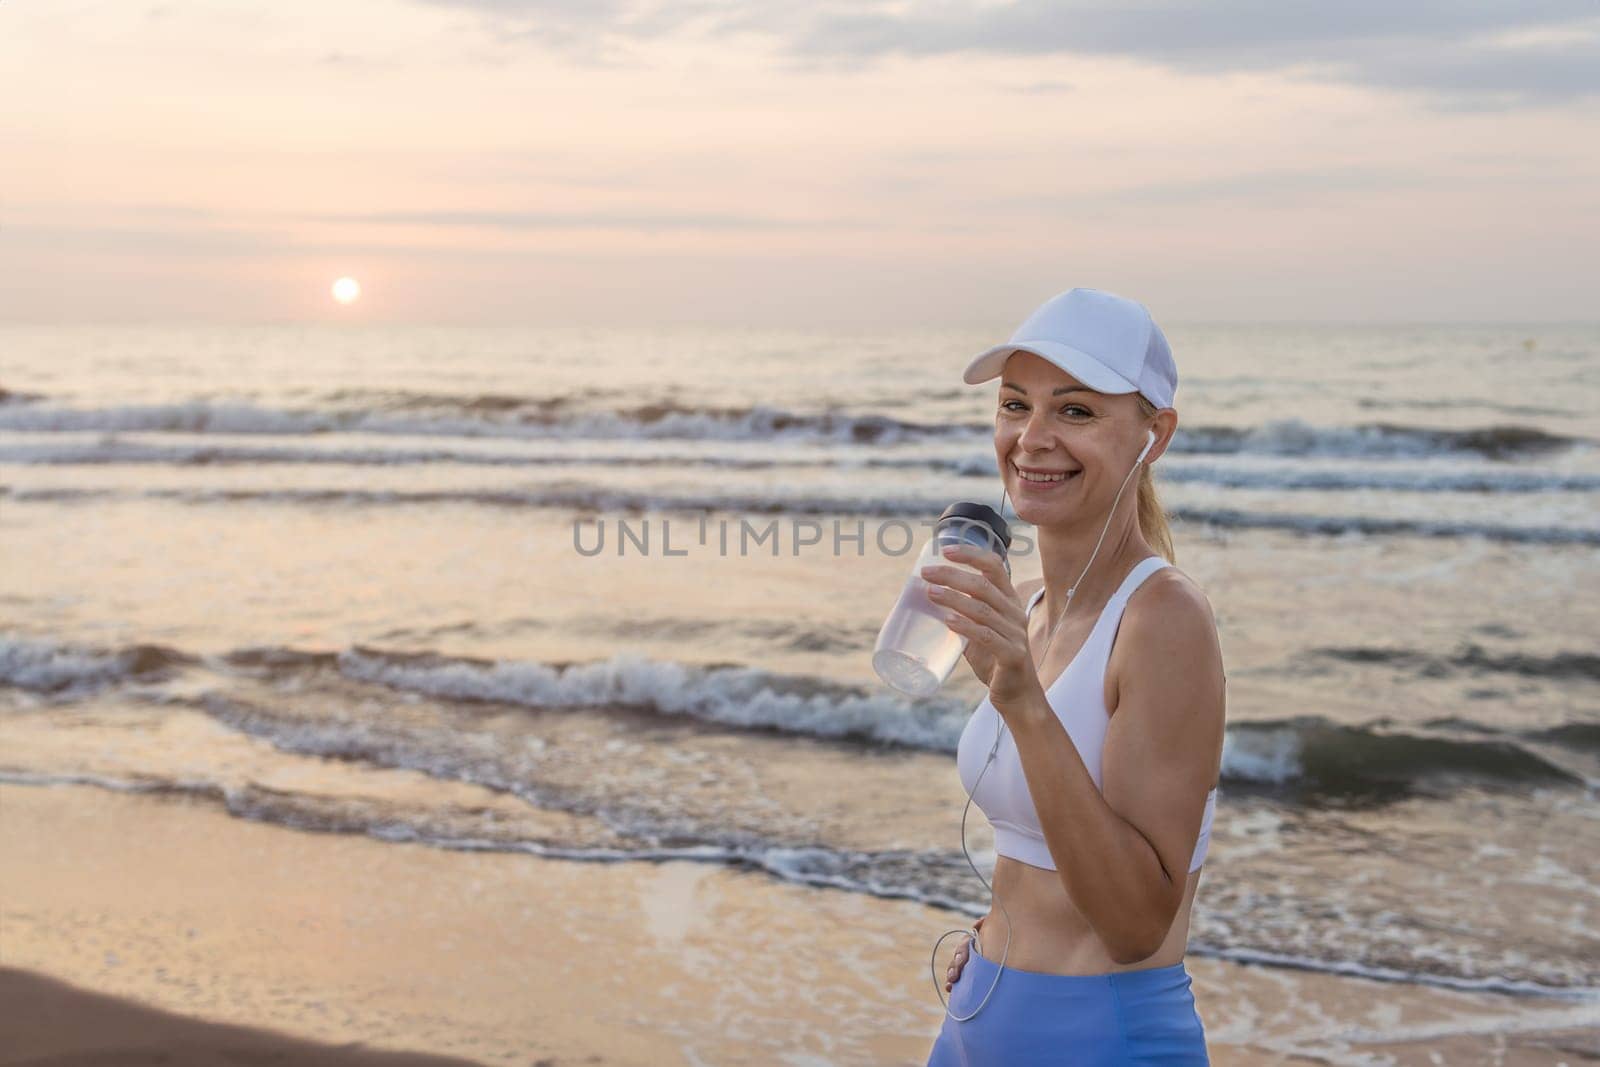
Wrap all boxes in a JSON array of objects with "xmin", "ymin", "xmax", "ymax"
[{"xmin": 1, "ymin": 783, "xmax": 1594, "ymax": 1066}]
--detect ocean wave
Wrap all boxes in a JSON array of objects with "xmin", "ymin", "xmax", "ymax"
[
  {"xmin": 251, "ymin": 645, "xmax": 964, "ymax": 751},
  {"xmin": 42, "ymin": 632, "xmax": 1600, "ymax": 792},
  {"xmin": 1220, "ymin": 715, "xmax": 1589, "ymax": 801},
  {"xmin": 217, "ymin": 645, "xmax": 1600, "ymax": 796},
  {"xmin": 1162, "ymin": 505, "xmax": 1600, "ymax": 546},
  {"xmin": 1173, "ymin": 419, "xmax": 1586, "ymax": 460},
  {"xmin": 8, "ymin": 633, "xmax": 1594, "ymax": 801},
  {"xmin": 0, "ymin": 399, "xmax": 1589, "ymax": 458},
  {"xmin": 8, "ymin": 438, "xmax": 1600, "ymax": 497},
  {"xmin": 314, "ymin": 647, "xmax": 1600, "ymax": 797},
  {"xmin": 0, "ymin": 634, "xmax": 194, "ymax": 696},
  {"xmin": 0, "ymin": 764, "xmax": 1591, "ymax": 999},
  {"xmin": 1145, "ymin": 463, "xmax": 1600, "ymax": 494},
  {"xmin": 903, "ymin": 454, "xmax": 1600, "ymax": 493},
  {"xmin": 0, "ymin": 439, "xmax": 802, "ymax": 471},
  {"xmin": 1305, "ymin": 643, "xmax": 1600, "ymax": 684},
  {"xmin": 0, "ymin": 399, "xmax": 966, "ymax": 445},
  {"xmin": 4, "ymin": 482, "xmax": 1593, "ymax": 546}
]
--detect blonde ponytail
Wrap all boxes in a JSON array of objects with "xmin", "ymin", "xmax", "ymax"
[{"xmin": 1135, "ymin": 395, "xmax": 1176, "ymax": 563}]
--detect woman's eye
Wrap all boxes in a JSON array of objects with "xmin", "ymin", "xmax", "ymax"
[{"xmin": 1000, "ymin": 400, "xmax": 1090, "ymax": 417}]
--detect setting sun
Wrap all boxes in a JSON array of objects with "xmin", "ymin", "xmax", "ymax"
[{"xmin": 331, "ymin": 277, "xmax": 361, "ymax": 305}]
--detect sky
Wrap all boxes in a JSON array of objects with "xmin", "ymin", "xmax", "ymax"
[{"xmin": 2, "ymin": 2, "xmax": 1598, "ymax": 325}]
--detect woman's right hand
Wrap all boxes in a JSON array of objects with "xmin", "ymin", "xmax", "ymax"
[{"xmin": 944, "ymin": 916, "xmax": 985, "ymax": 993}]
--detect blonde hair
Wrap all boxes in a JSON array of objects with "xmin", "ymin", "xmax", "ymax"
[{"xmin": 1134, "ymin": 394, "xmax": 1176, "ymax": 563}]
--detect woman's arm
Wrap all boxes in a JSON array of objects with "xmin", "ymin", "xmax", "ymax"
[{"xmin": 1001, "ymin": 576, "xmax": 1225, "ymax": 963}]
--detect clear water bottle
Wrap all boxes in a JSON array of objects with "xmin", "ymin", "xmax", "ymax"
[{"xmin": 872, "ymin": 502, "xmax": 1013, "ymax": 698}]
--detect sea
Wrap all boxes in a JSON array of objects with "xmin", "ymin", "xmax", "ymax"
[{"xmin": 2, "ymin": 322, "xmax": 1597, "ymax": 1046}]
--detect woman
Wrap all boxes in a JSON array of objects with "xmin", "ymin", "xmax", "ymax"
[{"xmin": 923, "ymin": 288, "xmax": 1224, "ymax": 1066}]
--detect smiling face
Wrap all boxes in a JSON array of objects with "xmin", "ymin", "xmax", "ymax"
[{"xmin": 994, "ymin": 350, "xmax": 1156, "ymax": 525}]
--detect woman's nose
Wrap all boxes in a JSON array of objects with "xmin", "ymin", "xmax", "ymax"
[{"xmin": 1017, "ymin": 412, "xmax": 1056, "ymax": 451}]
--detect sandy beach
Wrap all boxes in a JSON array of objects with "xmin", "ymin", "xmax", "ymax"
[
  {"xmin": 0, "ymin": 966, "xmax": 489, "ymax": 1067},
  {"xmin": 2, "ymin": 782, "xmax": 1594, "ymax": 1066},
  {"xmin": 5, "ymin": 0, "xmax": 1599, "ymax": 1057}
]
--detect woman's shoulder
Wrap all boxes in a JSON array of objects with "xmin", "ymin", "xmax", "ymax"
[
  {"xmin": 1129, "ymin": 561, "xmax": 1222, "ymax": 647},
  {"xmin": 1139, "ymin": 560, "xmax": 1213, "ymax": 610},
  {"xmin": 1111, "ymin": 562, "xmax": 1227, "ymax": 723},
  {"xmin": 1015, "ymin": 576, "xmax": 1045, "ymax": 606}
]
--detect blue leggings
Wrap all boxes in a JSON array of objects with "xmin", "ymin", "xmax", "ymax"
[{"xmin": 926, "ymin": 942, "xmax": 1209, "ymax": 1066}]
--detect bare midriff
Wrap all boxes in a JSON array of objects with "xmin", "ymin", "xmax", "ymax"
[{"xmin": 975, "ymin": 856, "xmax": 1203, "ymax": 974}]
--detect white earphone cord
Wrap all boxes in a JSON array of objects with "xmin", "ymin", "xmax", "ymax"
[{"xmin": 932, "ymin": 429, "xmax": 1154, "ymax": 1021}]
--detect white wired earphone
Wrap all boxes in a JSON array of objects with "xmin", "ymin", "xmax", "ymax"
[{"xmin": 932, "ymin": 427, "xmax": 1157, "ymax": 1020}]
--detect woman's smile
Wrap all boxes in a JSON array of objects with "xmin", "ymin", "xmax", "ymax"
[{"xmin": 1012, "ymin": 460, "xmax": 1082, "ymax": 492}]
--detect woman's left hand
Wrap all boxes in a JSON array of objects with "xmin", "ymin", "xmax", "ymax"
[{"xmin": 920, "ymin": 544, "xmax": 1041, "ymax": 716}]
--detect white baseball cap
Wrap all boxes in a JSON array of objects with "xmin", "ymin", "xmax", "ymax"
[{"xmin": 962, "ymin": 287, "xmax": 1177, "ymax": 410}]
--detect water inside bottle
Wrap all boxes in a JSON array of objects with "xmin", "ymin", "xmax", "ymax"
[
  {"xmin": 872, "ymin": 511, "xmax": 1010, "ymax": 698},
  {"xmin": 871, "ymin": 556, "xmax": 969, "ymax": 698}
]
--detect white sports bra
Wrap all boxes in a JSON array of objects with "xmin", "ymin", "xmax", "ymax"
[{"xmin": 955, "ymin": 555, "xmax": 1217, "ymax": 873}]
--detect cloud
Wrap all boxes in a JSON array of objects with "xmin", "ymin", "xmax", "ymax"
[
  {"xmin": 8, "ymin": 201, "xmax": 909, "ymax": 247},
  {"xmin": 1005, "ymin": 79, "xmax": 1075, "ymax": 95},
  {"xmin": 302, "ymin": 208, "xmax": 900, "ymax": 232},
  {"xmin": 1101, "ymin": 166, "xmax": 1432, "ymax": 206},
  {"xmin": 414, "ymin": 0, "xmax": 1600, "ymax": 108}
]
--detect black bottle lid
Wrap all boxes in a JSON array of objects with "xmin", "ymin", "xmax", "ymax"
[{"xmin": 937, "ymin": 501, "xmax": 1012, "ymax": 552}]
